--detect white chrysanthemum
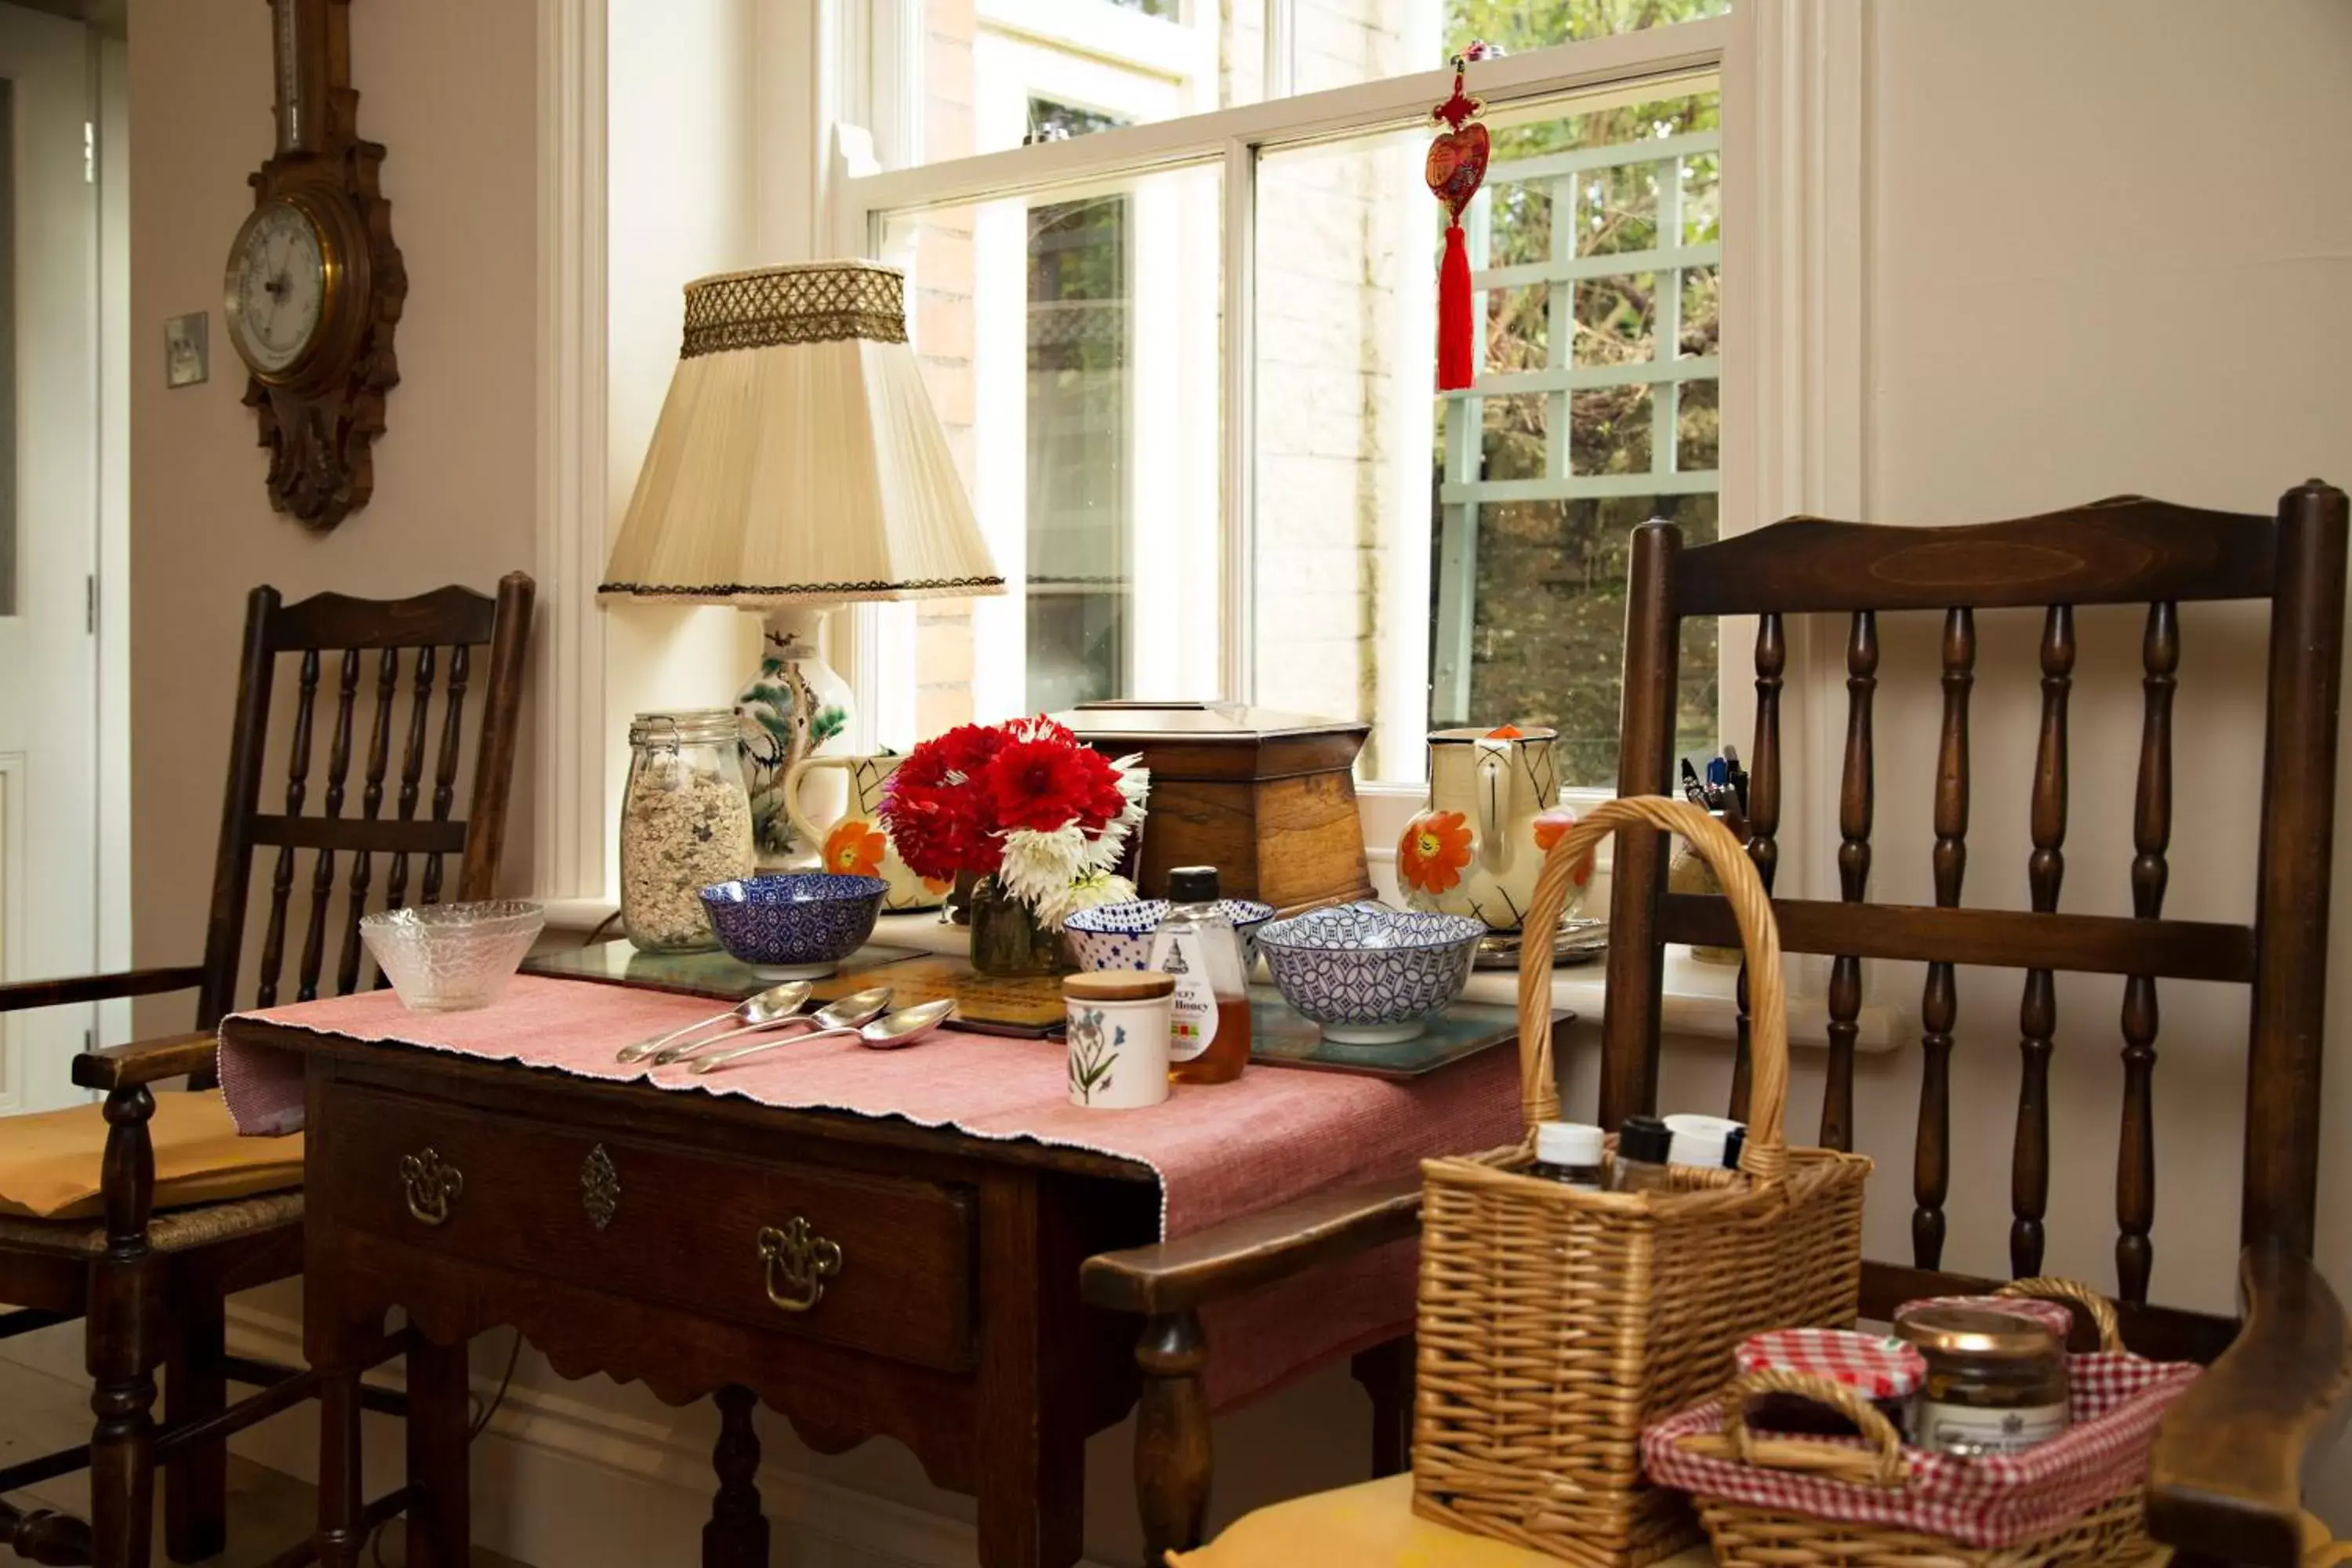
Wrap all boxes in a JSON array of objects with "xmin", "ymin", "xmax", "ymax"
[{"xmin": 994, "ymin": 756, "xmax": 1151, "ymax": 920}]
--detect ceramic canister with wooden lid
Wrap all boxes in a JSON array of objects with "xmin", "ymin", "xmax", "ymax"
[{"xmin": 1064, "ymin": 971, "xmax": 1177, "ymax": 1109}]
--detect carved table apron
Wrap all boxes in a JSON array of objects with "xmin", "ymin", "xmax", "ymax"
[{"xmin": 254, "ymin": 1020, "xmax": 1162, "ymax": 1568}]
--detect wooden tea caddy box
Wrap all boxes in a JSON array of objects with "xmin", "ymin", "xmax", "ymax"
[{"xmin": 1056, "ymin": 701, "xmax": 1377, "ymax": 916}]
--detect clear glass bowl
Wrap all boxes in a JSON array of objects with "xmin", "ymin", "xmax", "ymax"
[{"xmin": 359, "ymin": 900, "xmax": 545, "ymax": 1012}]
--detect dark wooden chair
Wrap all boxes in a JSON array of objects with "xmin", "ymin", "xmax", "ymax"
[
  {"xmin": 1085, "ymin": 483, "xmax": 2350, "ymax": 1567},
  {"xmin": 0, "ymin": 574, "xmax": 533, "ymax": 1567},
  {"xmin": 1603, "ymin": 484, "xmax": 2349, "ymax": 1563}
]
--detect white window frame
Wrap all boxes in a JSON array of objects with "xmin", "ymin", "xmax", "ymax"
[{"xmin": 528, "ymin": 0, "xmax": 1864, "ymax": 914}]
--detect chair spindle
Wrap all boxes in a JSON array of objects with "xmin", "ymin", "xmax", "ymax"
[
  {"xmin": 296, "ymin": 649, "xmax": 362, "ymax": 1004},
  {"xmin": 423, "ymin": 645, "xmax": 470, "ymax": 906},
  {"xmin": 386, "ymin": 646, "xmax": 437, "ymax": 913},
  {"xmin": 256, "ymin": 650, "xmax": 321, "ymax": 1009},
  {"xmin": 337, "ymin": 650, "xmax": 402, "ymax": 995},
  {"xmin": 1823, "ymin": 610, "xmax": 1878, "ymax": 1152},
  {"xmin": 2012, "ymin": 605, "xmax": 2074, "ymax": 1276},
  {"xmin": 2118, "ymin": 601, "xmax": 2177, "ymax": 1302},
  {"xmin": 1727, "ymin": 613, "xmax": 1784, "ymax": 1124},
  {"xmin": 1914, "ymin": 607, "xmax": 1974, "ymax": 1269}
]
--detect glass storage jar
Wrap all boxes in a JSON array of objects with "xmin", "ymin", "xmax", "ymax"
[
  {"xmin": 619, "ymin": 710, "xmax": 756, "ymax": 953},
  {"xmin": 1894, "ymin": 1305, "xmax": 2071, "ymax": 1457}
]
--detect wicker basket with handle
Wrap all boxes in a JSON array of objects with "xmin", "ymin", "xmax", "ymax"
[{"xmin": 1410, "ymin": 795, "xmax": 1874, "ymax": 1567}]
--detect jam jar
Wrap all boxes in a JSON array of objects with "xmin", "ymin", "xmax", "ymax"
[{"xmin": 1895, "ymin": 1305, "xmax": 2071, "ymax": 1457}]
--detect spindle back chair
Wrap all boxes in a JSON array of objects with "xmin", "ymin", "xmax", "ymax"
[
  {"xmin": 0, "ymin": 573, "xmax": 534, "ymax": 1566},
  {"xmin": 1604, "ymin": 482, "xmax": 2348, "ymax": 1560}
]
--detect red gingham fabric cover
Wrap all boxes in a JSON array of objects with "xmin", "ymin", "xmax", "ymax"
[
  {"xmin": 1642, "ymin": 1353, "xmax": 2201, "ymax": 1548},
  {"xmin": 1738, "ymin": 1329, "xmax": 1926, "ymax": 1398},
  {"xmin": 1896, "ymin": 1294, "xmax": 2076, "ymax": 1345}
]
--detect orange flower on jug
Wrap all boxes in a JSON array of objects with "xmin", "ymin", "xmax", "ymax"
[
  {"xmin": 822, "ymin": 817, "xmax": 888, "ymax": 878},
  {"xmin": 1533, "ymin": 808, "xmax": 1595, "ymax": 888},
  {"xmin": 1399, "ymin": 810, "xmax": 1475, "ymax": 895}
]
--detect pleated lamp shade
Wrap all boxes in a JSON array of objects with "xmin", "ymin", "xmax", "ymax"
[{"xmin": 598, "ymin": 261, "xmax": 1003, "ymax": 606}]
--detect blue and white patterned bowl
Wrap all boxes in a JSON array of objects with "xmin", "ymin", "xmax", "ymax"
[
  {"xmin": 1063, "ymin": 898, "xmax": 1277, "ymax": 974},
  {"xmin": 699, "ymin": 874, "xmax": 887, "ymax": 978},
  {"xmin": 1255, "ymin": 904, "xmax": 1486, "ymax": 1044}
]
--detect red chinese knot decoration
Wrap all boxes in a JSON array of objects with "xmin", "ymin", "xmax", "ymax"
[{"xmin": 1428, "ymin": 45, "xmax": 1497, "ymax": 391}]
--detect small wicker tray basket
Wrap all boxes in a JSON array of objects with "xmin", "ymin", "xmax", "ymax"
[
  {"xmin": 1641, "ymin": 1279, "xmax": 2199, "ymax": 1568},
  {"xmin": 1409, "ymin": 797, "xmax": 1875, "ymax": 1567}
]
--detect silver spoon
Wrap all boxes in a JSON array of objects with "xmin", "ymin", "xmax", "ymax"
[
  {"xmin": 615, "ymin": 982, "xmax": 815, "ymax": 1064},
  {"xmin": 655, "ymin": 988, "xmax": 896, "ymax": 1068},
  {"xmin": 690, "ymin": 998, "xmax": 959, "ymax": 1076}
]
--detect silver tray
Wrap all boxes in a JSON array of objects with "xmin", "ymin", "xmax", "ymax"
[{"xmin": 1474, "ymin": 916, "xmax": 1609, "ymax": 970}]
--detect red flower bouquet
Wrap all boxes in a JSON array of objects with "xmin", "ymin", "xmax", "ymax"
[{"xmin": 879, "ymin": 717, "xmax": 1148, "ymax": 924}]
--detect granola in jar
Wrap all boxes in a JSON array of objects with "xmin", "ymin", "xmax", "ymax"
[{"xmin": 619, "ymin": 710, "xmax": 756, "ymax": 952}]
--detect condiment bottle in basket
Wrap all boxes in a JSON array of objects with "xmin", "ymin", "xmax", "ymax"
[{"xmin": 1151, "ymin": 866, "xmax": 1252, "ymax": 1085}]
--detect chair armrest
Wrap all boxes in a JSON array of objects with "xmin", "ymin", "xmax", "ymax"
[
  {"xmin": 2147, "ymin": 1241, "xmax": 2352, "ymax": 1567},
  {"xmin": 71, "ymin": 1033, "xmax": 220, "ymax": 1093},
  {"xmin": 0, "ymin": 965, "xmax": 203, "ymax": 1014},
  {"xmin": 1080, "ymin": 1173, "xmax": 1422, "ymax": 1316}
]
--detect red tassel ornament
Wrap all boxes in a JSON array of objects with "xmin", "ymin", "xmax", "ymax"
[{"xmin": 1427, "ymin": 46, "xmax": 1494, "ymax": 392}]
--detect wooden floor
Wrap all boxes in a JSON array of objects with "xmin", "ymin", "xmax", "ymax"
[{"xmin": 0, "ymin": 1352, "xmax": 530, "ymax": 1567}]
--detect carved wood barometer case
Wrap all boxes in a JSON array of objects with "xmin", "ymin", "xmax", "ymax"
[{"xmin": 223, "ymin": 0, "xmax": 405, "ymax": 530}]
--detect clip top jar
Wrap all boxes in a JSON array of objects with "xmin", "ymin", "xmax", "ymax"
[
  {"xmin": 1894, "ymin": 1305, "xmax": 2070, "ymax": 1457},
  {"xmin": 620, "ymin": 709, "xmax": 756, "ymax": 954}
]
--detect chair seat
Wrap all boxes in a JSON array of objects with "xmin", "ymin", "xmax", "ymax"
[
  {"xmin": 0, "ymin": 1079, "xmax": 304, "ymax": 1221},
  {"xmin": 1169, "ymin": 1475, "xmax": 1717, "ymax": 1568},
  {"xmin": 0, "ymin": 1187, "xmax": 306, "ymax": 1256}
]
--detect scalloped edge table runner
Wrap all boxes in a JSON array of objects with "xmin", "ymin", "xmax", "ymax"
[{"xmin": 218, "ymin": 975, "xmax": 1520, "ymax": 1409}]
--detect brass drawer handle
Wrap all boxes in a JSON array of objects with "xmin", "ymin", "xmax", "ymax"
[
  {"xmin": 757, "ymin": 1218, "xmax": 842, "ymax": 1313},
  {"xmin": 399, "ymin": 1149, "xmax": 464, "ymax": 1227}
]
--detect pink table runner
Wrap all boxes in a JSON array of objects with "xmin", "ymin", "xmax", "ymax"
[{"xmin": 220, "ymin": 976, "xmax": 1523, "ymax": 1408}]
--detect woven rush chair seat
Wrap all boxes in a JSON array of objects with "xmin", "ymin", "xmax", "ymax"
[
  {"xmin": 1168, "ymin": 1475, "xmax": 1719, "ymax": 1568},
  {"xmin": 0, "ymin": 1190, "xmax": 306, "ymax": 1257}
]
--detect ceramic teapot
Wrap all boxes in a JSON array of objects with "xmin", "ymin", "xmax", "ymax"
[
  {"xmin": 784, "ymin": 753, "xmax": 949, "ymax": 913},
  {"xmin": 1396, "ymin": 725, "xmax": 1592, "ymax": 931}
]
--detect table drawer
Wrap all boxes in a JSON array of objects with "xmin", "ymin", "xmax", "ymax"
[{"xmin": 320, "ymin": 1083, "xmax": 976, "ymax": 1371}]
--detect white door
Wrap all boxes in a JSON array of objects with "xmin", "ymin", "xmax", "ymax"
[{"xmin": 0, "ymin": 2, "xmax": 97, "ymax": 1115}]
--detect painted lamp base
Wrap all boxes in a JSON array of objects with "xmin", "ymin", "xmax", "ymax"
[{"xmin": 737, "ymin": 604, "xmax": 853, "ymax": 863}]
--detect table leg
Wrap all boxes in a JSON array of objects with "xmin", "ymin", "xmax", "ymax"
[
  {"xmin": 405, "ymin": 1334, "xmax": 474, "ymax": 1567},
  {"xmin": 1350, "ymin": 1335, "xmax": 1415, "ymax": 1479},
  {"xmin": 975, "ymin": 1176, "xmax": 1087, "ymax": 1568},
  {"xmin": 702, "ymin": 1385, "xmax": 769, "ymax": 1568},
  {"xmin": 1134, "ymin": 1310, "xmax": 1210, "ymax": 1568},
  {"xmin": 314, "ymin": 1352, "xmax": 367, "ymax": 1568}
]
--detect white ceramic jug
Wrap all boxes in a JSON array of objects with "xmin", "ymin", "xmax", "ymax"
[
  {"xmin": 783, "ymin": 753, "xmax": 948, "ymax": 913},
  {"xmin": 1396, "ymin": 725, "xmax": 1590, "ymax": 931}
]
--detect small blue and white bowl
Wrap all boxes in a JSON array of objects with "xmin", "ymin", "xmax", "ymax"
[
  {"xmin": 1063, "ymin": 898, "xmax": 1277, "ymax": 974},
  {"xmin": 699, "ymin": 874, "xmax": 887, "ymax": 978},
  {"xmin": 1255, "ymin": 903, "xmax": 1485, "ymax": 1044}
]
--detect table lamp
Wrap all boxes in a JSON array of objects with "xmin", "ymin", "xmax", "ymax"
[{"xmin": 600, "ymin": 260, "xmax": 1004, "ymax": 861}]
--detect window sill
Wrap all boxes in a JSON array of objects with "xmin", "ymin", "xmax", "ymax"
[{"xmin": 537, "ymin": 902, "xmax": 1904, "ymax": 1052}]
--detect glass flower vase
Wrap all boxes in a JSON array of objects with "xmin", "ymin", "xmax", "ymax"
[{"xmin": 969, "ymin": 876, "xmax": 1065, "ymax": 978}]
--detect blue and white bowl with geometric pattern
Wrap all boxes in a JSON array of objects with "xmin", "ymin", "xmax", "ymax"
[
  {"xmin": 699, "ymin": 873, "xmax": 887, "ymax": 978},
  {"xmin": 1063, "ymin": 898, "xmax": 1277, "ymax": 975},
  {"xmin": 1255, "ymin": 903, "xmax": 1485, "ymax": 1044}
]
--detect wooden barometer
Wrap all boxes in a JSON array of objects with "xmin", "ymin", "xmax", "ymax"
[{"xmin": 223, "ymin": 0, "xmax": 405, "ymax": 529}]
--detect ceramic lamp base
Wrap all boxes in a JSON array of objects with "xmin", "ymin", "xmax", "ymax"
[{"xmin": 737, "ymin": 605, "xmax": 854, "ymax": 864}]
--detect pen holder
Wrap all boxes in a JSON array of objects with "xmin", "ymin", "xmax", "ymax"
[{"xmin": 1668, "ymin": 822, "xmax": 1743, "ymax": 965}]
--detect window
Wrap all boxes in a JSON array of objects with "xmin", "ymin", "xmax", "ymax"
[{"xmin": 849, "ymin": 0, "xmax": 1737, "ymax": 789}]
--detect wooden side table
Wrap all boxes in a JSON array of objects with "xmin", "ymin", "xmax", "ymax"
[{"xmin": 238, "ymin": 1019, "xmax": 1163, "ymax": 1568}]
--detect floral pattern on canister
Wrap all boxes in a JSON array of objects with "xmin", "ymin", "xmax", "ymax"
[
  {"xmin": 1398, "ymin": 811, "xmax": 1475, "ymax": 895},
  {"xmin": 1068, "ymin": 1008, "xmax": 1119, "ymax": 1104}
]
